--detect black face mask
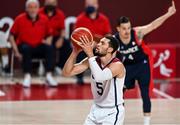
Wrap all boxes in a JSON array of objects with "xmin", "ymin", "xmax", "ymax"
[
  {"xmin": 44, "ymin": 5, "xmax": 56, "ymax": 13},
  {"xmin": 85, "ymin": 6, "xmax": 96, "ymax": 15}
]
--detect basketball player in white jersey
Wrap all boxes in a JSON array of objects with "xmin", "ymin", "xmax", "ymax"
[{"xmin": 62, "ymin": 35, "xmax": 125, "ymax": 125}]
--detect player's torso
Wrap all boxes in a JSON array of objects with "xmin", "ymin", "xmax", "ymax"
[
  {"xmin": 90, "ymin": 58, "xmax": 125, "ymax": 107},
  {"xmin": 115, "ymin": 30, "xmax": 148, "ymax": 65},
  {"xmin": 91, "ymin": 76, "xmax": 124, "ymax": 107}
]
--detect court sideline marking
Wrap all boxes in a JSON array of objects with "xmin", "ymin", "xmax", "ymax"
[
  {"xmin": 0, "ymin": 90, "xmax": 5, "ymax": 96},
  {"xmin": 153, "ymin": 88, "xmax": 175, "ymax": 100}
]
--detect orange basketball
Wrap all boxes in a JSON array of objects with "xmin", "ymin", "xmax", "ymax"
[{"xmin": 71, "ymin": 27, "xmax": 93, "ymax": 48}]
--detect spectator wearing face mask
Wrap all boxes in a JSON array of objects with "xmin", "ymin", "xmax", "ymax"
[
  {"xmin": 9, "ymin": 0, "xmax": 57, "ymax": 87},
  {"xmin": 39, "ymin": 0, "xmax": 72, "ymax": 76},
  {"xmin": 74, "ymin": 0, "xmax": 112, "ymax": 85}
]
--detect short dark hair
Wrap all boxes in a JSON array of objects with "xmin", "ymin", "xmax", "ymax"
[
  {"xmin": 105, "ymin": 35, "xmax": 119, "ymax": 53},
  {"xmin": 117, "ymin": 16, "xmax": 130, "ymax": 26}
]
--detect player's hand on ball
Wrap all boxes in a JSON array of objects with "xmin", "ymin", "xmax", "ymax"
[{"xmin": 78, "ymin": 35, "xmax": 94, "ymax": 57}]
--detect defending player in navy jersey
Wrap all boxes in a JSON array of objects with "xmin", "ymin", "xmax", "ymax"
[{"xmin": 114, "ymin": 1, "xmax": 176, "ymax": 125}]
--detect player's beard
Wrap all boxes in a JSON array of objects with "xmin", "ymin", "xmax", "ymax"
[{"xmin": 95, "ymin": 48, "xmax": 107, "ymax": 57}]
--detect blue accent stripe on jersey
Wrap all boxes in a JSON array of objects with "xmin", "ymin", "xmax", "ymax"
[
  {"xmin": 114, "ymin": 77, "xmax": 119, "ymax": 125},
  {"xmin": 114, "ymin": 77, "xmax": 117, "ymax": 106}
]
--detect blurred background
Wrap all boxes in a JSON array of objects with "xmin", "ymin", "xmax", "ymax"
[
  {"xmin": 0, "ymin": 0, "xmax": 179, "ymax": 124},
  {"xmin": 0, "ymin": 0, "xmax": 179, "ymax": 78}
]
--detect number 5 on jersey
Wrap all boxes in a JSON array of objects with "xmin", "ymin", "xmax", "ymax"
[{"xmin": 96, "ymin": 82, "xmax": 104, "ymax": 96}]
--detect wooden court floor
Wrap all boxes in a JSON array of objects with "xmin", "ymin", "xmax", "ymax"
[{"xmin": 0, "ymin": 99, "xmax": 179, "ymax": 125}]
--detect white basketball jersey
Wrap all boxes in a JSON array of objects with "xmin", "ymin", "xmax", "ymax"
[{"xmin": 90, "ymin": 58, "xmax": 125, "ymax": 107}]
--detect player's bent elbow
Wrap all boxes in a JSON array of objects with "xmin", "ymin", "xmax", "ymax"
[
  {"xmin": 62, "ymin": 70, "xmax": 77, "ymax": 77},
  {"xmin": 62, "ymin": 71, "xmax": 71, "ymax": 77}
]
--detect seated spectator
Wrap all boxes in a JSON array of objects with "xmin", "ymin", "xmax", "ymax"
[
  {"xmin": 39, "ymin": 0, "xmax": 72, "ymax": 76},
  {"xmin": 74, "ymin": 0, "xmax": 112, "ymax": 84},
  {"xmin": 8, "ymin": 0, "xmax": 57, "ymax": 87}
]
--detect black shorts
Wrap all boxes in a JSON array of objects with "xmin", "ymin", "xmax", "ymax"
[{"xmin": 124, "ymin": 59, "xmax": 151, "ymax": 89}]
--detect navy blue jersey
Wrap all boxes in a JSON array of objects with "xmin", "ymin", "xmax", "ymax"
[{"xmin": 115, "ymin": 29, "xmax": 148, "ymax": 65}]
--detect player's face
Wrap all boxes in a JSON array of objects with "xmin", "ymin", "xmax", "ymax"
[
  {"xmin": 117, "ymin": 22, "xmax": 131, "ymax": 39},
  {"xmin": 95, "ymin": 38, "xmax": 111, "ymax": 57},
  {"xmin": 26, "ymin": 2, "xmax": 39, "ymax": 19}
]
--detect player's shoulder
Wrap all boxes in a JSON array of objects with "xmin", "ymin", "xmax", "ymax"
[
  {"xmin": 112, "ymin": 58, "xmax": 120, "ymax": 63},
  {"xmin": 113, "ymin": 33, "xmax": 120, "ymax": 41},
  {"xmin": 110, "ymin": 58, "xmax": 124, "ymax": 66}
]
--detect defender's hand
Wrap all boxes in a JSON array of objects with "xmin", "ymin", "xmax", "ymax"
[{"xmin": 168, "ymin": 1, "xmax": 176, "ymax": 16}]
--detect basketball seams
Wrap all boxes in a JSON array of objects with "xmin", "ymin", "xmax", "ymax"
[{"xmin": 71, "ymin": 27, "xmax": 93, "ymax": 46}]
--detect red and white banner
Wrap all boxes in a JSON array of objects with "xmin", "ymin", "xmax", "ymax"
[{"xmin": 150, "ymin": 44, "xmax": 176, "ymax": 79}]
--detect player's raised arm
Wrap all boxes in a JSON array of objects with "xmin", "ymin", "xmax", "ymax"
[
  {"xmin": 63, "ymin": 27, "xmax": 94, "ymax": 77},
  {"xmin": 62, "ymin": 47, "xmax": 89, "ymax": 77},
  {"xmin": 134, "ymin": 1, "xmax": 176, "ymax": 38}
]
